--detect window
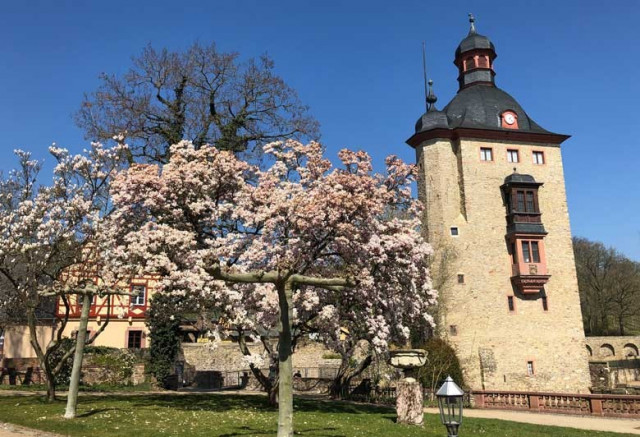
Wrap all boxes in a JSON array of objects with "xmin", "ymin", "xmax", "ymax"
[
  {"xmin": 507, "ymin": 149, "xmax": 519, "ymax": 163},
  {"xmin": 522, "ymin": 241, "xmax": 531, "ymax": 263},
  {"xmin": 465, "ymin": 57, "xmax": 475, "ymax": 70},
  {"xmin": 533, "ymin": 151, "xmax": 545, "ymax": 165},
  {"xmin": 527, "ymin": 361, "xmax": 535, "ymax": 376},
  {"xmin": 449, "ymin": 325, "xmax": 458, "ymax": 336},
  {"xmin": 531, "ymin": 242, "xmax": 541, "ymax": 263},
  {"xmin": 127, "ymin": 330, "xmax": 143, "ymax": 349},
  {"xmin": 131, "ymin": 285, "xmax": 146, "ymax": 306},
  {"xmin": 521, "ymin": 241, "xmax": 541, "ymax": 264},
  {"xmin": 507, "ymin": 296, "xmax": 515, "ymax": 312},
  {"xmin": 480, "ymin": 148, "xmax": 493, "ymax": 161},
  {"xmin": 457, "ymin": 274, "xmax": 465, "ymax": 284},
  {"xmin": 450, "ymin": 227, "xmax": 459, "ymax": 236},
  {"xmin": 514, "ymin": 190, "xmax": 538, "ymax": 213},
  {"xmin": 516, "ymin": 191, "xmax": 525, "ymax": 211},
  {"xmin": 477, "ymin": 56, "xmax": 489, "ymax": 68},
  {"xmin": 542, "ymin": 296, "xmax": 549, "ymax": 311}
]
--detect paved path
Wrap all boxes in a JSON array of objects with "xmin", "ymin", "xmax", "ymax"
[
  {"xmin": 0, "ymin": 423, "xmax": 60, "ymax": 437},
  {"xmin": 424, "ymin": 407, "xmax": 640, "ymax": 435}
]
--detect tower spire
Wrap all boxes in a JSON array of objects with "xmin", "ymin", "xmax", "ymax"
[{"xmin": 468, "ymin": 13, "xmax": 476, "ymax": 35}]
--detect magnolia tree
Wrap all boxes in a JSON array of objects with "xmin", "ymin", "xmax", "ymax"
[
  {"xmin": 105, "ymin": 140, "xmax": 436, "ymax": 437},
  {"xmin": 0, "ymin": 143, "xmax": 129, "ymax": 403}
]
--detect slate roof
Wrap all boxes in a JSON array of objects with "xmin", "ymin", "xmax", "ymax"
[
  {"xmin": 455, "ymin": 32, "xmax": 495, "ymax": 57},
  {"xmin": 503, "ymin": 173, "xmax": 538, "ymax": 185}
]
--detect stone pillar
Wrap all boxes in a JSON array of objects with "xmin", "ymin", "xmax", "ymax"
[{"xmin": 396, "ymin": 378, "xmax": 424, "ymax": 426}]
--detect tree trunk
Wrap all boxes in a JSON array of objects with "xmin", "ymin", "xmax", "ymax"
[
  {"xmin": 65, "ymin": 294, "xmax": 92, "ymax": 418},
  {"xmin": 26, "ymin": 307, "xmax": 57, "ymax": 402},
  {"xmin": 619, "ymin": 315, "xmax": 625, "ymax": 336},
  {"xmin": 329, "ymin": 354, "xmax": 373, "ymax": 399},
  {"xmin": 276, "ymin": 281, "xmax": 294, "ymax": 437},
  {"xmin": 44, "ymin": 367, "xmax": 57, "ymax": 402}
]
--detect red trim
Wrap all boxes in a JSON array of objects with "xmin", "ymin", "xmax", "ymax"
[{"xmin": 407, "ymin": 127, "xmax": 570, "ymax": 148}]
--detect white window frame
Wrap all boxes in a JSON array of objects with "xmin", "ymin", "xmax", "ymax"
[
  {"xmin": 527, "ymin": 361, "xmax": 535, "ymax": 376},
  {"xmin": 507, "ymin": 149, "xmax": 519, "ymax": 163},
  {"xmin": 131, "ymin": 285, "xmax": 146, "ymax": 306},
  {"xmin": 480, "ymin": 147, "xmax": 493, "ymax": 161},
  {"xmin": 533, "ymin": 151, "xmax": 545, "ymax": 165}
]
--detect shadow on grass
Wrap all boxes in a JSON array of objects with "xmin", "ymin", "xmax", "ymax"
[
  {"xmin": 76, "ymin": 408, "xmax": 123, "ymax": 418},
  {"xmin": 101, "ymin": 393, "xmax": 394, "ymax": 417},
  {"xmin": 218, "ymin": 425, "xmax": 343, "ymax": 437}
]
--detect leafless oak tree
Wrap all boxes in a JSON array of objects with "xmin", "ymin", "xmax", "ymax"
[{"xmin": 76, "ymin": 43, "xmax": 319, "ymax": 163}]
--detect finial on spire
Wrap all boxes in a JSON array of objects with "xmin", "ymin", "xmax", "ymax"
[
  {"xmin": 468, "ymin": 13, "xmax": 477, "ymax": 35},
  {"xmin": 426, "ymin": 79, "xmax": 438, "ymax": 112}
]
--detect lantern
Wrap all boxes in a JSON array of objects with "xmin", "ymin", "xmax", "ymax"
[{"xmin": 436, "ymin": 375, "xmax": 464, "ymax": 437}]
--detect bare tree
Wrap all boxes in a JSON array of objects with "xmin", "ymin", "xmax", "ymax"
[
  {"xmin": 573, "ymin": 237, "xmax": 640, "ymax": 336},
  {"xmin": 76, "ymin": 43, "xmax": 319, "ymax": 164}
]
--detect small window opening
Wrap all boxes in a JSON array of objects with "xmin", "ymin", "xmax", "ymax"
[
  {"xmin": 527, "ymin": 361, "xmax": 535, "ymax": 376},
  {"xmin": 507, "ymin": 149, "xmax": 519, "ymax": 163},
  {"xmin": 480, "ymin": 147, "xmax": 493, "ymax": 161},
  {"xmin": 533, "ymin": 151, "xmax": 545, "ymax": 165},
  {"xmin": 457, "ymin": 274, "xmax": 465, "ymax": 284},
  {"xmin": 449, "ymin": 325, "xmax": 458, "ymax": 336},
  {"xmin": 450, "ymin": 227, "xmax": 459, "ymax": 236},
  {"xmin": 507, "ymin": 296, "xmax": 515, "ymax": 312},
  {"xmin": 127, "ymin": 330, "xmax": 143, "ymax": 349}
]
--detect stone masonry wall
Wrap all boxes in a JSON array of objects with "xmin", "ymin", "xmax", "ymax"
[
  {"xmin": 182, "ymin": 340, "xmax": 341, "ymax": 378},
  {"xmin": 417, "ymin": 137, "xmax": 591, "ymax": 393}
]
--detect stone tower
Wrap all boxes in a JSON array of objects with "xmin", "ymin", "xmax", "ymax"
[{"xmin": 408, "ymin": 16, "xmax": 591, "ymax": 392}]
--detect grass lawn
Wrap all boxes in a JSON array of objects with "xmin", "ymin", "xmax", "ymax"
[{"xmin": 0, "ymin": 393, "xmax": 633, "ymax": 437}]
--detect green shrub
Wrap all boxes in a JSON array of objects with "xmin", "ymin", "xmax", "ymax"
[
  {"xmin": 47, "ymin": 337, "xmax": 74, "ymax": 386},
  {"xmin": 322, "ymin": 353, "xmax": 341, "ymax": 360},
  {"xmin": 146, "ymin": 294, "xmax": 182, "ymax": 388},
  {"xmin": 417, "ymin": 337, "xmax": 465, "ymax": 395},
  {"xmin": 87, "ymin": 348, "xmax": 137, "ymax": 384}
]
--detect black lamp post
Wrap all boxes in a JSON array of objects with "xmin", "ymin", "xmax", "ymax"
[{"xmin": 436, "ymin": 376, "xmax": 464, "ymax": 437}]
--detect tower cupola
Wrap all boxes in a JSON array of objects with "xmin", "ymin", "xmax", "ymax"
[{"xmin": 454, "ymin": 14, "xmax": 497, "ymax": 90}]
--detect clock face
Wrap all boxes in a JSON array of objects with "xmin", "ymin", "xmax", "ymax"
[{"xmin": 504, "ymin": 113, "xmax": 516, "ymax": 125}]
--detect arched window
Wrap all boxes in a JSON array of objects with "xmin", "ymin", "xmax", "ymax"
[
  {"xmin": 600, "ymin": 344, "xmax": 615, "ymax": 357},
  {"xmin": 465, "ymin": 57, "xmax": 475, "ymax": 70},
  {"xmin": 477, "ymin": 56, "xmax": 489, "ymax": 68},
  {"xmin": 624, "ymin": 343, "xmax": 639, "ymax": 358}
]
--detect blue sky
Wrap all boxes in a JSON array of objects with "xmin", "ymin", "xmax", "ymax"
[{"xmin": 0, "ymin": 0, "xmax": 638, "ymax": 260}]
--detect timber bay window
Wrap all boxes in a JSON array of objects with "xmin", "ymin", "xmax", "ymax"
[
  {"xmin": 514, "ymin": 190, "xmax": 538, "ymax": 213},
  {"xmin": 507, "ymin": 149, "xmax": 519, "ymax": 163},
  {"xmin": 480, "ymin": 147, "xmax": 493, "ymax": 161},
  {"xmin": 127, "ymin": 330, "xmax": 143, "ymax": 349},
  {"xmin": 131, "ymin": 285, "xmax": 146, "ymax": 306},
  {"xmin": 533, "ymin": 151, "xmax": 545, "ymax": 165}
]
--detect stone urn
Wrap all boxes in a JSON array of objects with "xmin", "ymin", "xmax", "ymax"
[{"xmin": 389, "ymin": 349, "xmax": 427, "ymax": 426}]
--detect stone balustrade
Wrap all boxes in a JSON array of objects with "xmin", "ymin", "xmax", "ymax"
[{"xmin": 473, "ymin": 390, "xmax": 640, "ymax": 418}]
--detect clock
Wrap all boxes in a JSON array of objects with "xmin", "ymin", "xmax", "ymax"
[{"xmin": 504, "ymin": 113, "xmax": 516, "ymax": 125}]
